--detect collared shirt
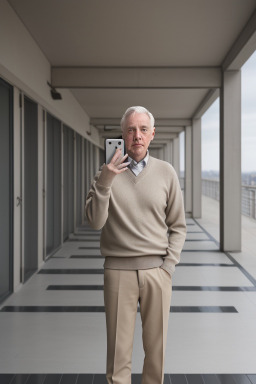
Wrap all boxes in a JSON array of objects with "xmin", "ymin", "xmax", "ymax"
[{"xmin": 128, "ymin": 151, "xmax": 149, "ymax": 176}]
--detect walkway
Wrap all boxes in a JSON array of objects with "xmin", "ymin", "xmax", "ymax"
[{"xmin": 0, "ymin": 198, "xmax": 256, "ymax": 383}]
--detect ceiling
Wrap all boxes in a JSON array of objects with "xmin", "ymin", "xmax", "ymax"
[{"xmin": 8, "ymin": 0, "xmax": 256, "ymax": 139}]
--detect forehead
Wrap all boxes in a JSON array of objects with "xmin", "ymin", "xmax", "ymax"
[{"xmin": 125, "ymin": 112, "xmax": 151, "ymax": 127}]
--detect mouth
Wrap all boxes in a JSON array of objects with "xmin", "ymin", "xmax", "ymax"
[{"xmin": 132, "ymin": 144, "xmax": 143, "ymax": 147}]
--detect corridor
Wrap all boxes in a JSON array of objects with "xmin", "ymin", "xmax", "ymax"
[{"xmin": 1, "ymin": 216, "xmax": 256, "ymax": 384}]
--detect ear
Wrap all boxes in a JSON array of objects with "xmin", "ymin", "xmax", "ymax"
[{"xmin": 151, "ymin": 127, "xmax": 155, "ymax": 141}]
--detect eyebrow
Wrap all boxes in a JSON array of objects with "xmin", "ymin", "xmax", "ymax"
[{"xmin": 127, "ymin": 125, "xmax": 149, "ymax": 129}]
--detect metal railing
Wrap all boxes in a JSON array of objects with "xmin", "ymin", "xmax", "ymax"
[
  {"xmin": 201, "ymin": 178, "xmax": 256, "ymax": 220},
  {"xmin": 241, "ymin": 185, "xmax": 256, "ymax": 219},
  {"xmin": 180, "ymin": 177, "xmax": 256, "ymax": 220}
]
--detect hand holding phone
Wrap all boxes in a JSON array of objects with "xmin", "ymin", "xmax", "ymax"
[
  {"xmin": 99, "ymin": 139, "xmax": 130, "ymax": 186},
  {"xmin": 105, "ymin": 139, "xmax": 125, "ymax": 164}
]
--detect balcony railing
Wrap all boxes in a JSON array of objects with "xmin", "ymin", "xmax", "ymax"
[{"xmin": 201, "ymin": 178, "xmax": 256, "ymax": 220}]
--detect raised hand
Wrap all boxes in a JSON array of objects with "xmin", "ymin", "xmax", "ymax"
[{"xmin": 98, "ymin": 148, "xmax": 130, "ymax": 186}]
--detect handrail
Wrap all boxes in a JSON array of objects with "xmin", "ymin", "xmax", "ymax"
[{"xmin": 179, "ymin": 177, "xmax": 256, "ymax": 220}]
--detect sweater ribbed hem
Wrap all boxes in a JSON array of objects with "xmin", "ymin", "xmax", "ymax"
[{"xmin": 104, "ymin": 255, "xmax": 163, "ymax": 270}]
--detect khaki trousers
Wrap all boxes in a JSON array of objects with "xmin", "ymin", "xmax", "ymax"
[{"xmin": 104, "ymin": 267, "xmax": 172, "ymax": 384}]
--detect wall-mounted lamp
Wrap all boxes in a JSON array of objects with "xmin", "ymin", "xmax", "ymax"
[
  {"xmin": 47, "ymin": 81, "xmax": 62, "ymax": 100},
  {"xmin": 86, "ymin": 125, "xmax": 92, "ymax": 136}
]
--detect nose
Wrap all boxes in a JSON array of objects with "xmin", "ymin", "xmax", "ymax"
[{"xmin": 133, "ymin": 128, "xmax": 141, "ymax": 141}]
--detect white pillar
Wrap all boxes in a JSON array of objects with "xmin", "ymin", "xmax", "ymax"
[
  {"xmin": 185, "ymin": 126, "xmax": 192, "ymax": 216},
  {"xmin": 220, "ymin": 70, "xmax": 241, "ymax": 251},
  {"xmin": 192, "ymin": 118, "xmax": 202, "ymax": 218},
  {"xmin": 159, "ymin": 147, "xmax": 164, "ymax": 160},
  {"xmin": 172, "ymin": 137, "xmax": 180, "ymax": 176},
  {"xmin": 164, "ymin": 141, "xmax": 172, "ymax": 164}
]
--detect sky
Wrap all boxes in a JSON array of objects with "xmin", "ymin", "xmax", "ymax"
[{"xmin": 200, "ymin": 50, "xmax": 256, "ymax": 173}]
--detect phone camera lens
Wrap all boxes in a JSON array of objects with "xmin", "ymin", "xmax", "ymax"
[
  {"xmin": 118, "ymin": 141, "xmax": 121, "ymax": 145},
  {"xmin": 109, "ymin": 141, "xmax": 112, "ymax": 145}
]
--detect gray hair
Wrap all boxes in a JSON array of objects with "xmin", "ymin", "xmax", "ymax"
[{"xmin": 120, "ymin": 106, "xmax": 155, "ymax": 131}]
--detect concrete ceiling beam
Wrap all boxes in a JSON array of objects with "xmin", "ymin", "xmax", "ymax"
[
  {"xmin": 90, "ymin": 118, "xmax": 191, "ymax": 127},
  {"xmin": 52, "ymin": 67, "xmax": 221, "ymax": 89},
  {"xmin": 222, "ymin": 8, "xmax": 256, "ymax": 71}
]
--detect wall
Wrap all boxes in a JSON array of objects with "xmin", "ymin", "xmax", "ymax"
[{"xmin": 0, "ymin": 0, "xmax": 100, "ymax": 147}]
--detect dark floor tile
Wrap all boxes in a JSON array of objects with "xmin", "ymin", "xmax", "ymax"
[
  {"xmin": 201, "ymin": 374, "xmax": 220, "ymax": 384},
  {"xmin": 70, "ymin": 255, "xmax": 103, "ymax": 259},
  {"xmin": 163, "ymin": 374, "xmax": 171, "ymax": 384},
  {"xmin": 170, "ymin": 306, "xmax": 238, "ymax": 313},
  {"xmin": 26, "ymin": 375, "xmax": 47, "ymax": 384},
  {"xmin": 182, "ymin": 250, "xmax": 220, "ymax": 253},
  {"xmin": 1, "ymin": 305, "xmax": 239, "ymax": 313},
  {"xmin": 1, "ymin": 306, "xmax": 107, "ymax": 312},
  {"xmin": 93, "ymin": 374, "xmax": 107, "ymax": 383},
  {"xmin": 132, "ymin": 374, "xmax": 142, "ymax": 384},
  {"xmin": 0, "ymin": 374, "xmax": 16, "ymax": 384},
  {"xmin": 43, "ymin": 374, "xmax": 62, "ymax": 384},
  {"xmin": 177, "ymin": 263, "xmax": 234, "ymax": 267},
  {"xmin": 67, "ymin": 239, "xmax": 100, "ymax": 243},
  {"xmin": 38, "ymin": 269, "xmax": 104, "ymax": 274},
  {"xmin": 233, "ymin": 375, "xmax": 254, "ymax": 384},
  {"xmin": 46, "ymin": 285, "xmax": 104, "ymax": 290},
  {"xmin": 216, "ymin": 375, "xmax": 236, "ymax": 384},
  {"xmin": 170, "ymin": 374, "xmax": 188, "ymax": 384},
  {"xmin": 76, "ymin": 374, "xmax": 94, "ymax": 384},
  {"xmin": 248, "ymin": 375, "xmax": 256, "ymax": 384},
  {"xmin": 172, "ymin": 286, "xmax": 256, "ymax": 292},
  {"xmin": 59, "ymin": 374, "xmax": 79, "ymax": 384},
  {"xmin": 11, "ymin": 375, "xmax": 30, "ymax": 384},
  {"xmin": 186, "ymin": 374, "xmax": 204, "ymax": 384}
]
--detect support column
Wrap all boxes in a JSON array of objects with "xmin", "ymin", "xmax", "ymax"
[
  {"xmin": 220, "ymin": 70, "xmax": 241, "ymax": 251},
  {"xmin": 185, "ymin": 126, "xmax": 192, "ymax": 216},
  {"xmin": 172, "ymin": 137, "xmax": 180, "ymax": 177},
  {"xmin": 192, "ymin": 118, "xmax": 202, "ymax": 218},
  {"xmin": 165, "ymin": 141, "xmax": 172, "ymax": 164}
]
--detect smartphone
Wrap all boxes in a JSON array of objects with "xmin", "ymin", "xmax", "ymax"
[{"xmin": 105, "ymin": 139, "xmax": 125, "ymax": 164}]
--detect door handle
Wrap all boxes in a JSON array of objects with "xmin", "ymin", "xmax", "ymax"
[{"xmin": 16, "ymin": 196, "xmax": 22, "ymax": 206}]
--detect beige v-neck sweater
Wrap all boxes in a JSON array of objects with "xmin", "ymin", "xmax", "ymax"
[{"xmin": 85, "ymin": 156, "xmax": 186, "ymax": 276}]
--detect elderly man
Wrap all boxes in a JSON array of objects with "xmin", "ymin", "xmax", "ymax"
[{"xmin": 85, "ymin": 106, "xmax": 186, "ymax": 384}]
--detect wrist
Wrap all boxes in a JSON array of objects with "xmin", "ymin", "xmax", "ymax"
[{"xmin": 97, "ymin": 165, "xmax": 116, "ymax": 187}]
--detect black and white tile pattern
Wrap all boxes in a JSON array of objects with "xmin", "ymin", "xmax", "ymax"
[{"xmin": 0, "ymin": 218, "xmax": 256, "ymax": 379}]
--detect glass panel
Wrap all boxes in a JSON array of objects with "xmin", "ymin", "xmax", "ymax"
[
  {"xmin": 63, "ymin": 125, "xmax": 74, "ymax": 240},
  {"xmin": 46, "ymin": 113, "xmax": 61, "ymax": 256},
  {"xmin": 76, "ymin": 134, "xmax": 82, "ymax": 227},
  {"xmin": 0, "ymin": 78, "xmax": 13, "ymax": 302},
  {"xmin": 24, "ymin": 96, "xmax": 38, "ymax": 281}
]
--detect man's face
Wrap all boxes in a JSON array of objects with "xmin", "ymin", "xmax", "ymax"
[{"xmin": 122, "ymin": 112, "xmax": 155, "ymax": 162}]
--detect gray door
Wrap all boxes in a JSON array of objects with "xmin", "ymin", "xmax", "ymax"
[
  {"xmin": 0, "ymin": 78, "xmax": 13, "ymax": 302},
  {"xmin": 24, "ymin": 96, "xmax": 38, "ymax": 281},
  {"xmin": 63, "ymin": 125, "xmax": 74, "ymax": 240},
  {"xmin": 46, "ymin": 113, "xmax": 61, "ymax": 256}
]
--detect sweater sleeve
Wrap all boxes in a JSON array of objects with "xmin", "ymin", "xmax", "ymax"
[
  {"xmin": 161, "ymin": 167, "xmax": 187, "ymax": 276},
  {"xmin": 85, "ymin": 171, "xmax": 112, "ymax": 230}
]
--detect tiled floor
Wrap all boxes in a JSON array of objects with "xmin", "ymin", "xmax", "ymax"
[
  {"xmin": 0, "ymin": 211, "xmax": 256, "ymax": 382},
  {"xmin": 1, "ymin": 374, "xmax": 256, "ymax": 384}
]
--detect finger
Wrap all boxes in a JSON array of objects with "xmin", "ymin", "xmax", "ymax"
[
  {"xmin": 114, "ymin": 153, "xmax": 129, "ymax": 167},
  {"xmin": 110, "ymin": 148, "xmax": 122, "ymax": 164},
  {"xmin": 117, "ymin": 161, "xmax": 130, "ymax": 168},
  {"xmin": 116, "ymin": 166, "xmax": 129, "ymax": 174}
]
